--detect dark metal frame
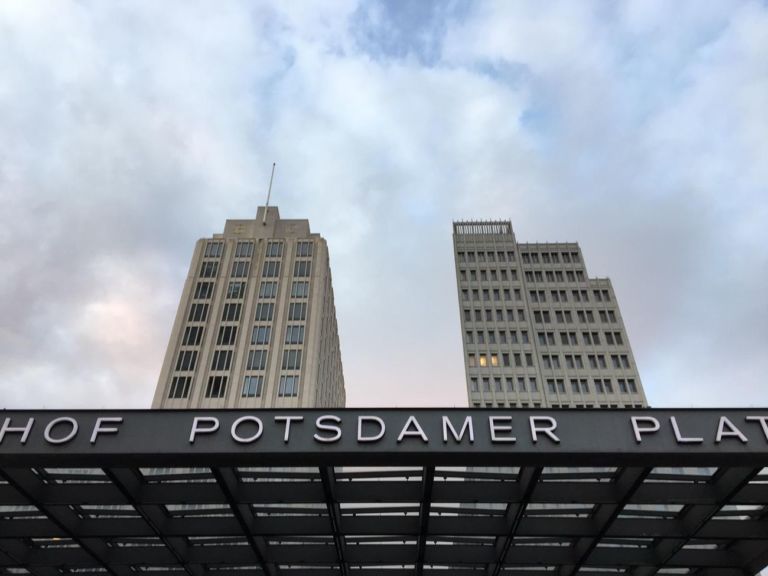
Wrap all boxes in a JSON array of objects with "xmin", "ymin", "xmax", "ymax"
[{"xmin": 1, "ymin": 409, "xmax": 768, "ymax": 575}]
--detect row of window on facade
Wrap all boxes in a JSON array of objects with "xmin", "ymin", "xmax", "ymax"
[
  {"xmin": 529, "ymin": 289, "xmax": 611, "ymax": 303},
  {"xmin": 198, "ymin": 258, "xmax": 313, "ymax": 281},
  {"xmin": 456, "ymin": 250, "xmax": 515, "ymax": 263},
  {"xmin": 168, "ymin": 374, "xmax": 299, "ymax": 399},
  {"xmin": 533, "ymin": 309, "xmax": 618, "ymax": 325},
  {"xmin": 469, "ymin": 375, "xmax": 638, "ymax": 395},
  {"xmin": 180, "ymin": 323, "xmax": 305, "ymax": 348},
  {"xmin": 466, "ymin": 329, "xmax": 624, "ymax": 347},
  {"xmin": 524, "ymin": 269, "xmax": 585, "ymax": 283},
  {"xmin": 459, "ymin": 269, "xmax": 519, "ymax": 283},
  {"xmin": 521, "ymin": 250, "xmax": 581, "ymax": 265},
  {"xmin": 468, "ymin": 351, "xmax": 631, "ymax": 371},
  {"xmin": 173, "ymin": 347, "xmax": 302, "ymax": 373},
  {"xmin": 203, "ymin": 240, "xmax": 313, "ymax": 259},
  {"xmin": 186, "ymin": 301, "xmax": 308, "ymax": 325},
  {"xmin": 195, "ymin": 280, "xmax": 310, "ymax": 301}
]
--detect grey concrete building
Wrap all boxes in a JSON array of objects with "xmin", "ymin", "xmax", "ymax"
[
  {"xmin": 153, "ymin": 206, "xmax": 345, "ymax": 408},
  {"xmin": 453, "ymin": 220, "xmax": 647, "ymax": 408}
]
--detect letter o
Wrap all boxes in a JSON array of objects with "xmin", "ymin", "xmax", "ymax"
[
  {"xmin": 44, "ymin": 417, "xmax": 79, "ymax": 445},
  {"xmin": 231, "ymin": 416, "xmax": 263, "ymax": 444}
]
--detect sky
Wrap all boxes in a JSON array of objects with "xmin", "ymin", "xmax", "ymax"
[{"xmin": 0, "ymin": 0, "xmax": 766, "ymax": 409}]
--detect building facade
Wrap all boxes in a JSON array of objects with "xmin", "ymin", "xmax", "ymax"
[
  {"xmin": 153, "ymin": 206, "xmax": 345, "ymax": 409},
  {"xmin": 453, "ymin": 220, "xmax": 647, "ymax": 409}
]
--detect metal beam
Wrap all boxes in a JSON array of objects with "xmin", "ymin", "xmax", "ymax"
[
  {"xmin": 319, "ymin": 465, "xmax": 348, "ymax": 576},
  {"xmin": 416, "ymin": 465, "xmax": 435, "ymax": 575},
  {"xmin": 212, "ymin": 466, "xmax": 276, "ymax": 576}
]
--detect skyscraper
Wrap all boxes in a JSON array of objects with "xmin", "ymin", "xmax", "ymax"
[
  {"xmin": 153, "ymin": 206, "xmax": 345, "ymax": 408},
  {"xmin": 453, "ymin": 220, "xmax": 647, "ymax": 408}
]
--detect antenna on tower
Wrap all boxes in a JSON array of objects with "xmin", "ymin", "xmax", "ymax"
[{"xmin": 262, "ymin": 162, "xmax": 276, "ymax": 225}]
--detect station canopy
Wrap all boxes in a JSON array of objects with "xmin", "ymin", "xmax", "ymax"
[{"xmin": 1, "ymin": 408, "xmax": 768, "ymax": 576}]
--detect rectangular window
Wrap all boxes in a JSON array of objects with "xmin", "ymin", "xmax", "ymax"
[
  {"xmin": 204, "ymin": 242, "xmax": 223, "ymax": 258},
  {"xmin": 168, "ymin": 376, "xmax": 191, "ymax": 399},
  {"xmin": 175, "ymin": 350, "xmax": 198, "ymax": 372},
  {"xmin": 242, "ymin": 375, "xmax": 263, "ymax": 397},
  {"xmin": 247, "ymin": 349, "xmax": 267, "ymax": 371},
  {"xmin": 266, "ymin": 242, "xmax": 283, "ymax": 258},
  {"xmin": 259, "ymin": 281, "xmax": 278, "ymax": 298},
  {"xmin": 291, "ymin": 281, "xmax": 310, "ymax": 298},
  {"xmin": 288, "ymin": 302, "xmax": 307, "ymax": 321},
  {"xmin": 285, "ymin": 325, "xmax": 305, "ymax": 345},
  {"xmin": 200, "ymin": 261, "xmax": 219, "ymax": 278},
  {"xmin": 296, "ymin": 241, "xmax": 313, "ymax": 257},
  {"xmin": 205, "ymin": 375, "xmax": 227, "ymax": 398},
  {"xmin": 231, "ymin": 260, "xmax": 250, "ymax": 278},
  {"xmin": 278, "ymin": 375, "xmax": 299, "ymax": 397},
  {"xmin": 262, "ymin": 261, "xmax": 281, "ymax": 277},
  {"xmin": 221, "ymin": 303, "xmax": 242, "ymax": 322},
  {"xmin": 235, "ymin": 241, "xmax": 254, "ymax": 258},
  {"xmin": 227, "ymin": 281, "xmax": 246, "ymax": 299},
  {"xmin": 216, "ymin": 325, "xmax": 237, "ymax": 346},
  {"xmin": 293, "ymin": 260, "xmax": 312, "ymax": 277},
  {"xmin": 251, "ymin": 325, "xmax": 271, "ymax": 345},
  {"xmin": 254, "ymin": 303, "xmax": 274, "ymax": 321},
  {"xmin": 188, "ymin": 303, "xmax": 208, "ymax": 322},
  {"xmin": 182, "ymin": 326, "xmax": 203, "ymax": 346},
  {"xmin": 211, "ymin": 350, "xmax": 233, "ymax": 371},
  {"xmin": 194, "ymin": 281, "xmax": 214, "ymax": 300},
  {"xmin": 282, "ymin": 349, "xmax": 302, "ymax": 370}
]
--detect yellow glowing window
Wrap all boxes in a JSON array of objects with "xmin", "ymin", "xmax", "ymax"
[
  {"xmin": 479, "ymin": 355, "xmax": 488, "ymax": 367},
  {"xmin": 491, "ymin": 354, "xmax": 499, "ymax": 367}
]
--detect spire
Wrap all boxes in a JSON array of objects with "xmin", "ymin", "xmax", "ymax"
[{"xmin": 262, "ymin": 162, "xmax": 276, "ymax": 224}]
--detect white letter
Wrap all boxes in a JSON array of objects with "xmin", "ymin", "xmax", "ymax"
[
  {"xmin": 397, "ymin": 416, "xmax": 428, "ymax": 443},
  {"xmin": 530, "ymin": 416, "xmax": 560, "ymax": 444},
  {"xmin": 90, "ymin": 417, "xmax": 123, "ymax": 444},
  {"xmin": 275, "ymin": 416, "xmax": 304, "ymax": 443},
  {"xmin": 443, "ymin": 416, "xmax": 474, "ymax": 443},
  {"xmin": 314, "ymin": 415, "xmax": 342, "ymax": 443},
  {"xmin": 716, "ymin": 416, "xmax": 748, "ymax": 443},
  {"xmin": 489, "ymin": 416, "xmax": 516, "ymax": 443},
  {"xmin": 189, "ymin": 416, "xmax": 220, "ymax": 443},
  {"xmin": 746, "ymin": 416, "xmax": 768, "ymax": 442},
  {"xmin": 44, "ymin": 417, "xmax": 78, "ymax": 445},
  {"xmin": 0, "ymin": 417, "xmax": 34, "ymax": 445},
  {"xmin": 231, "ymin": 416, "xmax": 263, "ymax": 444},
  {"xmin": 358, "ymin": 416, "xmax": 385, "ymax": 442},
  {"xmin": 631, "ymin": 416, "xmax": 660, "ymax": 443},
  {"xmin": 669, "ymin": 416, "xmax": 703, "ymax": 444}
]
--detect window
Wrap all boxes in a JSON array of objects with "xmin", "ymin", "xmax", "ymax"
[
  {"xmin": 470, "ymin": 377, "xmax": 478, "ymax": 392},
  {"xmin": 285, "ymin": 325, "xmax": 305, "ymax": 345},
  {"xmin": 547, "ymin": 379, "xmax": 557, "ymax": 394},
  {"xmin": 221, "ymin": 303, "xmax": 241, "ymax": 322},
  {"xmin": 182, "ymin": 326, "xmax": 203, "ymax": 346},
  {"xmin": 282, "ymin": 349, "xmax": 302, "ymax": 370},
  {"xmin": 194, "ymin": 282, "xmax": 214, "ymax": 299},
  {"xmin": 266, "ymin": 242, "xmax": 283, "ymax": 257},
  {"xmin": 288, "ymin": 302, "xmax": 307, "ymax": 321},
  {"xmin": 235, "ymin": 241, "xmax": 254, "ymax": 258},
  {"xmin": 296, "ymin": 241, "xmax": 313, "ymax": 257},
  {"xmin": 294, "ymin": 261, "xmax": 312, "ymax": 277},
  {"xmin": 494, "ymin": 377, "xmax": 502, "ymax": 392},
  {"xmin": 479, "ymin": 354, "xmax": 487, "ymax": 367},
  {"xmin": 227, "ymin": 281, "xmax": 246, "ymax": 299},
  {"xmin": 291, "ymin": 281, "xmax": 310, "ymax": 298},
  {"xmin": 251, "ymin": 325, "xmax": 271, "ymax": 345},
  {"xmin": 530, "ymin": 377, "xmax": 538, "ymax": 392},
  {"xmin": 231, "ymin": 260, "xmax": 250, "ymax": 278},
  {"xmin": 168, "ymin": 376, "xmax": 191, "ymax": 399},
  {"xmin": 200, "ymin": 261, "xmax": 218, "ymax": 278},
  {"xmin": 242, "ymin": 375, "xmax": 263, "ymax": 397},
  {"xmin": 279, "ymin": 375, "xmax": 299, "ymax": 397},
  {"xmin": 628, "ymin": 379, "xmax": 638, "ymax": 393},
  {"xmin": 517, "ymin": 377, "xmax": 526, "ymax": 392},
  {"xmin": 259, "ymin": 281, "xmax": 278, "ymax": 298},
  {"xmin": 188, "ymin": 303, "xmax": 208, "ymax": 322},
  {"xmin": 262, "ymin": 261, "xmax": 280, "ymax": 277},
  {"xmin": 211, "ymin": 350, "xmax": 233, "ymax": 371},
  {"xmin": 205, "ymin": 376, "xmax": 227, "ymax": 398},
  {"xmin": 482, "ymin": 378, "xmax": 490, "ymax": 392},
  {"xmin": 217, "ymin": 325, "xmax": 237, "ymax": 346},
  {"xmin": 247, "ymin": 349, "xmax": 267, "ymax": 371},
  {"xmin": 175, "ymin": 350, "xmax": 198, "ymax": 371},
  {"xmin": 254, "ymin": 303, "xmax": 274, "ymax": 321},
  {"xmin": 477, "ymin": 331, "xmax": 485, "ymax": 344},
  {"xmin": 204, "ymin": 242, "xmax": 223, "ymax": 258},
  {"xmin": 618, "ymin": 379, "xmax": 628, "ymax": 394}
]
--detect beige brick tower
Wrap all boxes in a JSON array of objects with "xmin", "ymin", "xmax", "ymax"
[
  {"xmin": 153, "ymin": 206, "xmax": 345, "ymax": 408},
  {"xmin": 453, "ymin": 220, "xmax": 647, "ymax": 408}
]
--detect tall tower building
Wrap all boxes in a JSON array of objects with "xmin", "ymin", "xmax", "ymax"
[
  {"xmin": 453, "ymin": 220, "xmax": 647, "ymax": 409},
  {"xmin": 153, "ymin": 206, "xmax": 345, "ymax": 408}
]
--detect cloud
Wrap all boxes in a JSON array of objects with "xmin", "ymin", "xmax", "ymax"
[{"xmin": 0, "ymin": 0, "xmax": 766, "ymax": 409}]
